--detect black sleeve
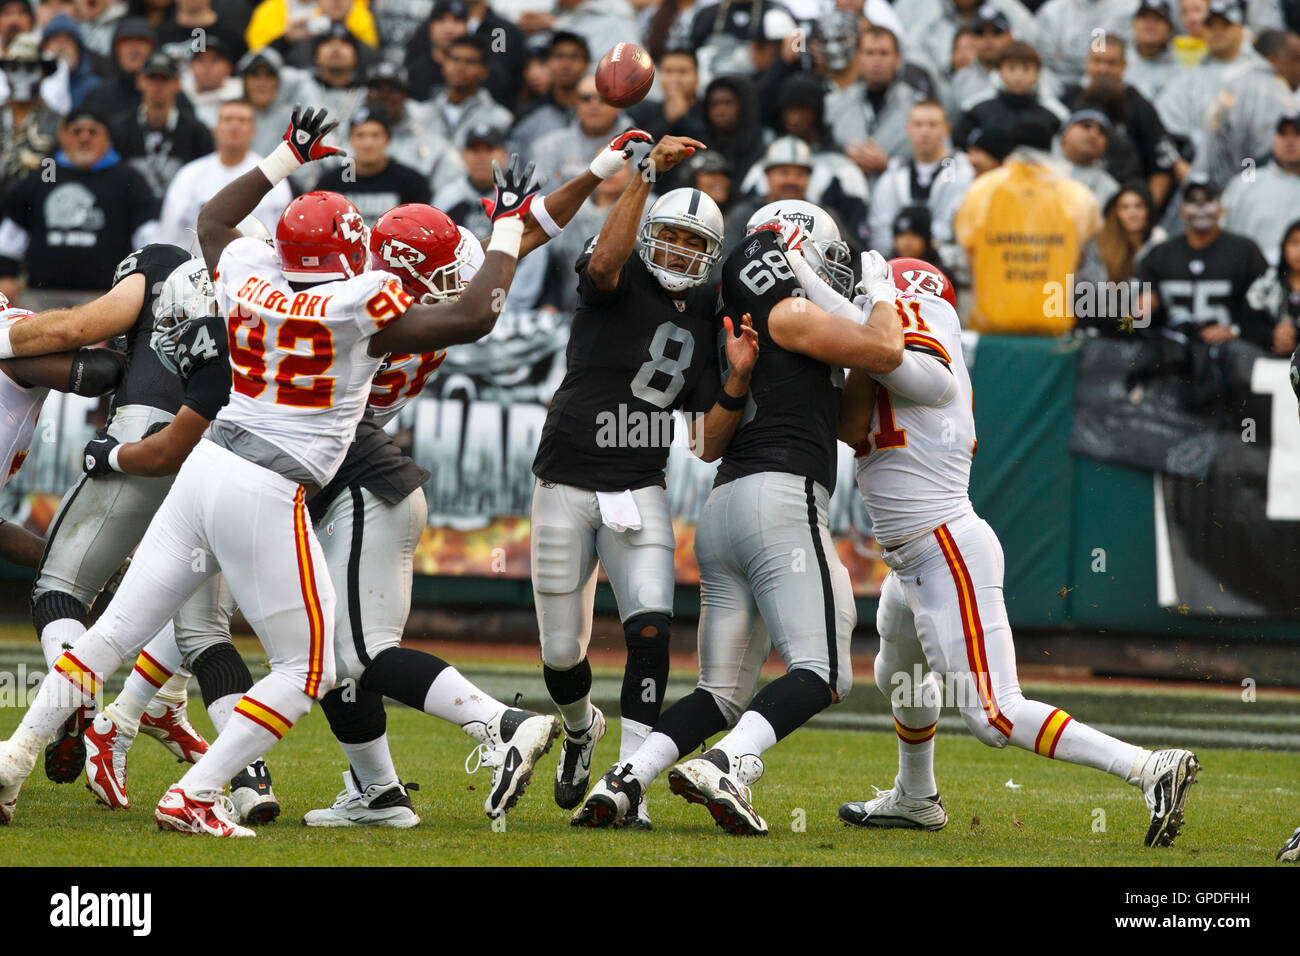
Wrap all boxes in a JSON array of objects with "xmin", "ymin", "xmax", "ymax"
[
  {"xmin": 183, "ymin": 356, "xmax": 232, "ymax": 420},
  {"xmin": 575, "ymin": 239, "xmax": 632, "ymax": 308},
  {"xmin": 113, "ymin": 242, "xmax": 189, "ymax": 291},
  {"xmin": 123, "ymin": 167, "xmax": 161, "ymax": 234}
]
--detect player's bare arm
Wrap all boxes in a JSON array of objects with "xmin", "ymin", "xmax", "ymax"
[
  {"xmin": 0, "ymin": 277, "xmax": 143, "ymax": 356},
  {"xmin": 0, "ymin": 519, "xmax": 45, "ymax": 569},
  {"xmin": 768, "ymin": 298, "xmax": 902, "ymax": 373},
  {"xmin": 500, "ymin": 129, "xmax": 653, "ymax": 259},
  {"xmin": 837, "ymin": 367, "xmax": 878, "ymax": 445},
  {"xmin": 370, "ymin": 155, "xmax": 542, "ymax": 356},
  {"xmin": 587, "ymin": 135, "xmax": 705, "ymax": 291},
  {"xmin": 197, "ymin": 106, "xmax": 342, "ymax": 274},
  {"xmin": 1, "ymin": 348, "xmax": 125, "ymax": 396},
  {"xmin": 689, "ymin": 312, "xmax": 759, "ymax": 462}
]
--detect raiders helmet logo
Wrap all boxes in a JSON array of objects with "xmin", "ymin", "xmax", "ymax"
[
  {"xmin": 380, "ymin": 238, "xmax": 426, "ymax": 268},
  {"xmin": 785, "ymin": 212, "xmax": 814, "ymax": 230},
  {"xmin": 338, "ymin": 211, "xmax": 367, "ymax": 243},
  {"xmin": 900, "ymin": 268, "xmax": 945, "ymax": 297}
]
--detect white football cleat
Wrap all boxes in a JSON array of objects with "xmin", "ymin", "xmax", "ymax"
[
  {"xmin": 83, "ymin": 711, "xmax": 133, "ymax": 809},
  {"xmin": 838, "ymin": 775, "xmax": 947, "ymax": 830},
  {"xmin": 570, "ymin": 762, "xmax": 643, "ymax": 829},
  {"xmin": 1278, "ymin": 826, "xmax": 1300, "ymax": 863},
  {"xmin": 303, "ymin": 770, "xmax": 420, "ymax": 828},
  {"xmin": 140, "ymin": 700, "xmax": 208, "ymax": 763},
  {"xmin": 229, "ymin": 759, "xmax": 281, "ymax": 824},
  {"xmin": 0, "ymin": 736, "xmax": 38, "ymax": 824},
  {"xmin": 1139, "ymin": 748, "xmax": 1200, "ymax": 847},
  {"xmin": 554, "ymin": 707, "xmax": 606, "ymax": 810},
  {"xmin": 668, "ymin": 748, "xmax": 768, "ymax": 836},
  {"xmin": 155, "ymin": 785, "xmax": 254, "ymax": 837},
  {"xmin": 465, "ymin": 708, "xmax": 560, "ymax": 819},
  {"xmin": 614, "ymin": 793, "xmax": 653, "ymax": 831}
]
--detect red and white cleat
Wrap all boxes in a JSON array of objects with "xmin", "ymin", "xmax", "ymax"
[
  {"xmin": 140, "ymin": 702, "xmax": 208, "ymax": 763},
  {"xmin": 84, "ymin": 712, "xmax": 132, "ymax": 809},
  {"xmin": 155, "ymin": 786, "xmax": 254, "ymax": 837}
]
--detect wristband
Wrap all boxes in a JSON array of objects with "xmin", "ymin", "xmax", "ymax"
[
  {"xmin": 486, "ymin": 217, "xmax": 524, "ymax": 257},
  {"xmin": 717, "ymin": 387, "xmax": 747, "ymax": 412},
  {"xmin": 107, "ymin": 444, "xmax": 123, "ymax": 473},
  {"xmin": 0, "ymin": 325, "xmax": 12, "ymax": 359},
  {"xmin": 257, "ymin": 141, "xmax": 302, "ymax": 186},
  {"xmin": 531, "ymin": 194, "xmax": 563, "ymax": 239}
]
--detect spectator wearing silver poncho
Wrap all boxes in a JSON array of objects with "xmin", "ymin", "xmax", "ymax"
[
  {"xmin": 425, "ymin": 34, "xmax": 512, "ymax": 148},
  {"xmin": 1222, "ymin": 112, "xmax": 1300, "ymax": 268},
  {"xmin": 900, "ymin": 0, "xmax": 1037, "ymax": 83},
  {"xmin": 1032, "ymin": 0, "xmax": 1138, "ymax": 85},
  {"xmin": 1124, "ymin": 0, "xmax": 1181, "ymax": 103}
]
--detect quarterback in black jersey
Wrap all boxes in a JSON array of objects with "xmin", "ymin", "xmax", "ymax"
[
  {"xmin": 574, "ymin": 200, "xmax": 904, "ymax": 834},
  {"xmin": 534, "ymin": 135, "xmax": 759, "ymax": 828}
]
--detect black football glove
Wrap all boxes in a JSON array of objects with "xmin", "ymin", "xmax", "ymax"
[
  {"xmin": 283, "ymin": 106, "xmax": 344, "ymax": 164},
  {"xmin": 482, "ymin": 153, "xmax": 544, "ymax": 223},
  {"xmin": 82, "ymin": 434, "xmax": 120, "ymax": 478}
]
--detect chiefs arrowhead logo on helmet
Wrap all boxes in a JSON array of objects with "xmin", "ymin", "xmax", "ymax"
[
  {"xmin": 888, "ymin": 257, "xmax": 956, "ymax": 309},
  {"xmin": 337, "ymin": 211, "xmax": 367, "ymax": 244},
  {"xmin": 379, "ymin": 238, "xmax": 427, "ymax": 269}
]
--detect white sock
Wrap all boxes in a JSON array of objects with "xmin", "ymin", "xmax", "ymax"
[
  {"xmin": 340, "ymin": 735, "xmax": 400, "ymax": 790},
  {"xmin": 619, "ymin": 716, "xmax": 651, "ymax": 765},
  {"xmin": 625, "ymin": 731, "xmax": 680, "ymax": 788},
  {"xmin": 421, "ymin": 667, "xmax": 504, "ymax": 742},
  {"xmin": 39, "ymin": 619, "xmax": 85, "ymax": 669},
  {"xmin": 557, "ymin": 697, "xmax": 594, "ymax": 735},
  {"xmin": 104, "ymin": 699, "xmax": 142, "ymax": 739},
  {"xmin": 206, "ymin": 692, "xmax": 241, "ymax": 734},
  {"xmin": 149, "ymin": 671, "xmax": 190, "ymax": 711},
  {"xmin": 715, "ymin": 711, "xmax": 778, "ymax": 762}
]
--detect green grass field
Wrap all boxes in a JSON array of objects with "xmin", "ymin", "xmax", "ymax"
[{"xmin": 1, "ymin": 639, "xmax": 1297, "ymax": 866}]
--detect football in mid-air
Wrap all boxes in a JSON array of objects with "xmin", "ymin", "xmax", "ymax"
[{"xmin": 595, "ymin": 42, "xmax": 655, "ymax": 108}]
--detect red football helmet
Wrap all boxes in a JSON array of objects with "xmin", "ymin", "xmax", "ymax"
[
  {"xmin": 888, "ymin": 257, "xmax": 956, "ymax": 309},
  {"xmin": 276, "ymin": 191, "xmax": 370, "ymax": 282},
  {"xmin": 369, "ymin": 204, "xmax": 469, "ymax": 302}
]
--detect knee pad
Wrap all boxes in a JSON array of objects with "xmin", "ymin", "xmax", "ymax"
[
  {"xmin": 320, "ymin": 684, "xmax": 387, "ymax": 744},
  {"xmin": 32, "ymin": 590, "xmax": 87, "ymax": 633},
  {"xmin": 540, "ymin": 635, "xmax": 585, "ymax": 672},
  {"xmin": 190, "ymin": 642, "xmax": 252, "ymax": 704}
]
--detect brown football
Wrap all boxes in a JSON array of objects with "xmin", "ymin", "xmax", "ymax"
[{"xmin": 594, "ymin": 42, "xmax": 655, "ymax": 109}]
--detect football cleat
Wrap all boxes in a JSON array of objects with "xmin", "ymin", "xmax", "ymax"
[
  {"xmin": 229, "ymin": 759, "xmax": 281, "ymax": 825},
  {"xmin": 554, "ymin": 706, "xmax": 605, "ymax": 810},
  {"xmin": 303, "ymin": 770, "xmax": 420, "ymax": 829},
  {"xmin": 1278, "ymin": 826, "xmax": 1300, "ymax": 863},
  {"xmin": 140, "ymin": 700, "xmax": 208, "ymax": 763},
  {"xmin": 571, "ymin": 763, "xmax": 643, "ymax": 829},
  {"xmin": 668, "ymin": 748, "xmax": 768, "ymax": 836},
  {"xmin": 83, "ymin": 712, "xmax": 133, "ymax": 809},
  {"xmin": 0, "ymin": 737, "xmax": 38, "ymax": 824},
  {"xmin": 838, "ymin": 775, "xmax": 947, "ymax": 830},
  {"xmin": 155, "ymin": 785, "xmax": 254, "ymax": 837},
  {"xmin": 43, "ymin": 703, "xmax": 94, "ymax": 783},
  {"xmin": 614, "ymin": 793, "xmax": 653, "ymax": 831},
  {"xmin": 1139, "ymin": 748, "xmax": 1200, "ymax": 847},
  {"xmin": 465, "ymin": 708, "xmax": 561, "ymax": 819}
]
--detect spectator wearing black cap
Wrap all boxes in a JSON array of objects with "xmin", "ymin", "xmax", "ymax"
[
  {"xmin": 901, "ymin": 0, "xmax": 1039, "ymax": 85},
  {"xmin": 154, "ymin": 97, "xmax": 291, "ymax": 247},
  {"xmin": 683, "ymin": 148, "xmax": 733, "ymax": 211},
  {"xmin": 1155, "ymin": 0, "xmax": 1266, "ymax": 155},
  {"xmin": 0, "ymin": 107, "xmax": 157, "ymax": 301},
  {"xmin": 428, "ymin": 33, "xmax": 511, "ymax": 148},
  {"xmin": 79, "ymin": 15, "xmax": 155, "ymax": 117},
  {"xmin": 0, "ymin": 0, "xmax": 33, "ymax": 53},
  {"xmin": 361, "ymin": 59, "xmax": 465, "ymax": 194},
  {"xmin": 1055, "ymin": 108, "xmax": 1121, "ymax": 208},
  {"xmin": 1136, "ymin": 173, "xmax": 1272, "ymax": 348},
  {"xmin": 946, "ymin": 4, "xmax": 1063, "ymax": 117},
  {"xmin": 404, "ymin": 0, "xmax": 467, "ymax": 100},
  {"xmin": 247, "ymin": 0, "xmax": 376, "ymax": 63},
  {"xmin": 827, "ymin": 25, "xmax": 934, "ymax": 180},
  {"xmin": 1126, "ymin": 0, "xmax": 1181, "ymax": 102},
  {"xmin": 433, "ymin": 120, "xmax": 504, "ymax": 239},
  {"xmin": 41, "ymin": 12, "xmax": 103, "ymax": 107},
  {"xmin": 305, "ymin": 20, "xmax": 368, "ymax": 121},
  {"xmin": 313, "ymin": 105, "xmax": 431, "ymax": 220},
  {"xmin": 181, "ymin": 31, "xmax": 244, "ymax": 126},
  {"xmin": 238, "ymin": 46, "xmax": 316, "ymax": 156},
  {"xmin": 159, "ymin": 0, "xmax": 253, "ymax": 64},
  {"xmin": 109, "ymin": 50, "xmax": 212, "ymax": 200},
  {"xmin": 954, "ymin": 40, "xmax": 1068, "ymax": 151},
  {"xmin": 401, "ymin": 0, "xmax": 526, "ymax": 109},
  {"xmin": 506, "ymin": 29, "xmax": 589, "ymax": 156},
  {"xmin": 1033, "ymin": 0, "xmax": 1137, "ymax": 84},
  {"xmin": 890, "ymin": 205, "xmax": 949, "ymax": 273},
  {"xmin": 1061, "ymin": 34, "xmax": 1179, "ymax": 209},
  {"xmin": 0, "ymin": 31, "xmax": 59, "ymax": 194},
  {"xmin": 1222, "ymin": 112, "xmax": 1300, "ymax": 267},
  {"xmin": 964, "ymin": 123, "xmax": 1014, "ymax": 175},
  {"xmin": 1199, "ymin": 29, "xmax": 1300, "ymax": 190},
  {"xmin": 72, "ymin": 0, "xmax": 128, "ymax": 59},
  {"xmin": 870, "ymin": 99, "xmax": 975, "ymax": 269}
]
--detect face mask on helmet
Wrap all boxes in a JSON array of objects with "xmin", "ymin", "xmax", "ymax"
[
  {"xmin": 805, "ymin": 237, "xmax": 855, "ymax": 298},
  {"xmin": 150, "ymin": 258, "xmax": 218, "ymax": 377},
  {"xmin": 638, "ymin": 222, "xmax": 719, "ymax": 291}
]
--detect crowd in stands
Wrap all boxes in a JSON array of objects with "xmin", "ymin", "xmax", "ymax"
[{"xmin": 0, "ymin": 0, "xmax": 1297, "ymax": 352}]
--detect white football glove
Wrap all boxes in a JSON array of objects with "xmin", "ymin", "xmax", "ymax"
[{"xmin": 856, "ymin": 250, "xmax": 896, "ymax": 307}]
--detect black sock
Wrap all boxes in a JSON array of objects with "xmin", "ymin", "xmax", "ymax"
[
  {"xmin": 654, "ymin": 688, "xmax": 727, "ymax": 757},
  {"xmin": 746, "ymin": 668, "xmax": 832, "ymax": 742},
  {"xmin": 620, "ymin": 612, "xmax": 671, "ymax": 727},
  {"xmin": 359, "ymin": 647, "xmax": 450, "ymax": 711},
  {"xmin": 190, "ymin": 642, "xmax": 253, "ymax": 703},
  {"xmin": 543, "ymin": 656, "xmax": 592, "ymax": 705}
]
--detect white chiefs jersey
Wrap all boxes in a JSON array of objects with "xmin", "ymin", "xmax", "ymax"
[
  {"xmin": 213, "ymin": 237, "xmax": 414, "ymax": 485},
  {"xmin": 853, "ymin": 292, "xmax": 976, "ymax": 548},
  {"xmin": 0, "ymin": 308, "xmax": 47, "ymax": 487}
]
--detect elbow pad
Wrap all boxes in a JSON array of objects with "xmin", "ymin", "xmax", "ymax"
[{"xmin": 68, "ymin": 348, "xmax": 127, "ymax": 397}]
